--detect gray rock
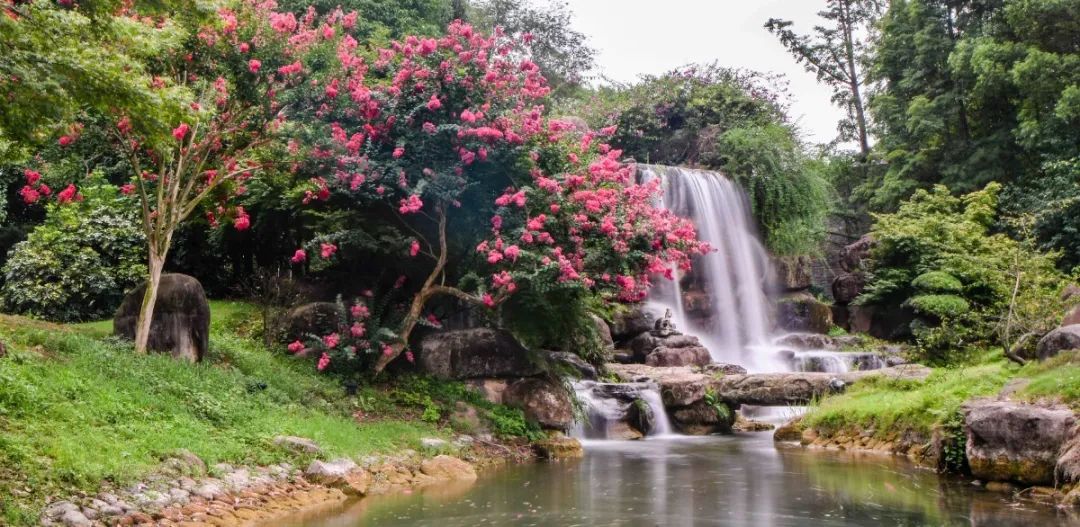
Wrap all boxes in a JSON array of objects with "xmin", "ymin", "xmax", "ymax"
[
  {"xmin": 671, "ymin": 400, "xmax": 734, "ymax": 435},
  {"xmin": 193, "ymin": 481, "xmax": 225, "ymax": 500},
  {"xmin": 839, "ymin": 234, "xmax": 875, "ymax": 272},
  {"xmin": 503, "ymin": 378, "xmax": 574, "ymax": 429},
  {"xmin": 545, "ymin": 351, "xmax": 597, "ymax": 379},
  {"xmin": 96, "ymin": 505, "xmax": 124, "ymax": 518},
  {"xmin": 420, "ymin": 437, "xmax": 449, "ymax": 451},
  {"xmin": 43, "ymin": 501, "xmax": 80, "ymax": 520},
  {"xmin": 774, "ymin": 333, "xmax": 834, "ymax": 350},
  {"xmin": 645, "ymin": 346, "xmax": 711, "ymax": 367},
  {"xmin": 282, "ymin": 302, "xmax": 344, "ymax": 344},
  {"xmin": 418, "ymin": 328, "xmax": 541, "ymax": 379},
  {"xmin": 963, "ymin": 399, "xmax": 1075, "ymax": 485},
  {"xmin": 1035, "ymin": 325, "xmax": 1080, "ymax": 361},
  {"xmin": 703, "ymin": 363, "xmax": 748, "ymax": 375},
  {"xmin": 773, "ymin": 255, "xmax": 813, "ymax": 292},
  {"xmin": 273, "ymin": 435, "xmax": 323, "ymax": 454},
  {"xmin": 305, "ymin": 458, "xmax": 358, "ymax": 479},
  {"xmin": 776, "ymin": 293, "xmax": 833, "ymax": 334},
  {"xmin": 113, "ymin": 273, "xmax": 210, "ymax": 362},
  {"xmin": 832, "ymin": 272, "xmax": 865, "ymax": 305},
  {"xmin": 610, "ymin": 306, "xmax": 657, "ymax": 342},
  {"xmin": 59, "ymin": 509, "xmax": 91, "ymax": 527},
  {"xmin": 628, "ymin": 333, "xmax": 702, "ymax": 362}
]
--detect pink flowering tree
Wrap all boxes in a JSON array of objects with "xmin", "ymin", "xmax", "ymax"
[
  {"xmin": 110, "ymin": 4, "xmax": 309, "ymax": 355},
  {"xmin": 280, "ymin": 17, "xmax": 708, "ymax": 373}
]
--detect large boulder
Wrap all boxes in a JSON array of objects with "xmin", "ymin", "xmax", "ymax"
[
  {"xmin": 776, "ymin": 293, "xmax": 833, "ymax": 334},
  {"xmin": 773, "ymin": 255, "xmax": 813, "ymax": 292},
  {"xmin": 671, "ymin": 400, "xmax": 734, "ymax": 435},
  {"xmin": 113, "ymin": 274, "xmax": 210, "ymax": 362},
  {"xmin": 282, "ymin": 302, "xmax": 343, "ymax": 343},
  {"xmin": 645, "ymin": 346, "xmax": 711, "ymax": 367},
  {"xmin": 626, "ymin": 398, "xmax": 655, "ymax": 436},
  {"xmin": 628, "ymin": 333, "xmax": 702, "ymax": 362},
  {"xmin": 963, "ymin": 399, "xmax": 1076, "ymax": 486},
  {"xmin": 503, "ymin": 378, "xmax": 574, "ymax": 430},
  {"xmin": 610, "ymin": 306, "xmax": 657, "ymax": 342},
  {"xmin": 1064, "ymin": 306, "xmax": 1080, "ymax": 327},
  {"xmin": 1035, "ymin": 325, "xmax": 1080, "ymax": 361},
  {"xmin": 831, "ymin": 272, "xmax": 864, "ymax": 305},
  {"xmin": 418, "ymin": 329, "xmax": 541, "ymax": 379}
]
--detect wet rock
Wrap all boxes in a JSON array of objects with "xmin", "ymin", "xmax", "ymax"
[
  {"xmin": 645, "ymin": 345, "xmax": 711, "ymax": 367},
  {"xmin": 273, "ymin": 435, "xmax": 322, "ymax": 454},
  {"xmin": 734, "ymin": 415, "xmax": 775, "ymax": 432},
  {"xmin": 419, "ymin": 455, "xmax": 477, "ymax": 482},
  {"xmin": 610, "ymin": 306, "xmax": 657, "ymax": 342},
  {"xmin": 963, "ymin": 399, "xmax": 1075, "ymax": 486},
  {"xmin": 1035, "ymin": 325, "xmax": 1080, "ymax": 361},
  {"xmin": 776, "ymin": 292, "xmax": 833, "ymax": 334},
  {"xmin": 113, "ymin": 273, "xmax": 210, "ymax": 362},
  {"xmin": 774, "ymin": 333, "xmax": 834, "ymax": 350},
  {"xmin": 671, "ymin": 400, "xmax": 734, "ymax": 435},
  {"xmin": 773, "ymin": 255, "xmax": 813, "ymax": 292},
  {"xmin": 503, "ymin": 378, "xmax": 574, "ymax": 429},
  {"xmin": 628, "ymin": 333, "xmax": 702, "ymax": 362},
  {"xmin": 591, "ymin": 314, "xmax": 615, "ymax": 360},
  {"xmin": 626, "ymin": 398, "xmax": 655, "ymax": 436},
  {"xmin": 545, "ymin": 351, "xmax": 597, "ymax": 379},
  {"xmin": 606, "ymin": 421, "xmax": 645, "ymax": 440},
  {"xmin": 532, "ymin": 433, "xmax": 583, "ymax": 459},
  {"xmin": 418, "ymin": 328, "xmax": 541, "ymax": 379},
  {"xmin": 702, "ymin": 363, "xmax": 748, "ymax": 375},
  {"xmin": 304, "ymin": 459, "xmax": 370, "ymax": 495},
  {"xmin": 773, "ymin": 418, "xmax": 805, "ymax": 442}
]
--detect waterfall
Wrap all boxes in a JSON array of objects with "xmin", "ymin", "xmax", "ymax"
[
  {"xmin": 640, "ymin": 165, "xmax": 777, "ymax": 370},
  {"xmin": 787, "ymin": 350, "xmax": 887, "ymax": 373},
  {"xmin": 571, "ymin": 381, "xmax": 674, "ymax": 440}
]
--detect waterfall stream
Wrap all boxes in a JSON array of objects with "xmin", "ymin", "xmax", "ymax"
[{"xmin": 640, "ymin": 165, "xmax": 781, "ymax": 371}]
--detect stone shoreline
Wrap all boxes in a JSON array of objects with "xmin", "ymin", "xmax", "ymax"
[{"xmin": 40, "ymin": 436, "xmax": 538, "ymax": 527}]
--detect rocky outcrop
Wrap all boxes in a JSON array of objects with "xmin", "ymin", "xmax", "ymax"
[
  {"xmin": 1035, "ymin": 325, "xmax": 1080, "ymax": 361},
  {"xmin": 645, "ymin": 345, "xmax": 711, "ymax": 367},
  {"xmin": 532, "ymin": 433, "xmax": 583, "ymax": 459},
  {"xmin": 113, "ymin": 274, "xmax": 210, "ymax": 362},
  {"xmin": 776, "ymin": 293, "xmax": 833, "ymax": 334},
  {"xmin": 626, "ymin": 398, "xmax": 656, "ymax": 436},
  {"xmin": 419, "ymin": 455, "xmax": 478, "ymax": 482},
  {"xmin": 305, "ymin": 459, "xmax": 370, "ymax": 495},
  {"xmin": 839, "ymin": 235, "xmax": 874, "ymax": 272},
  {"xmin": 545, "ymin": 351, "xmax": 598, "ymax": 379},
  {"xmin": 503, "ymin": 378, "xmax": 574, "ymax": 430},
  {"xmin": 671, "ymin": 400, "xmax": 734, "ymax": 435},
  {"xmin": 773, "ymin": 255, "xmax": 813, "ymax": 292},
  {"xmin": 963, "ymin": 399, "xmax": 1076, "ymax": 486},
  {"xmin": 628, "ymin": 333, "xmax": 704, "ymax": 363},
  {"xmin": 609, "ymin": 306, "xmax": 657, "ymax": 343},
  {"xmin": 832, "ymin": 272, "xmax": 865, "ymax": 304},
  {"xmin": 282, "ymin": 302, "xmax": 344, "ymax": 343},
  {"xmin": 418, "ymin": 328, "xmax": 541, "ymax": 379}
]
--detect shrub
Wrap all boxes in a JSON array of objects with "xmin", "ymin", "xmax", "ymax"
[{"xmin": 1, "ymin": 178, "xmax": 145, "ymax": 321}]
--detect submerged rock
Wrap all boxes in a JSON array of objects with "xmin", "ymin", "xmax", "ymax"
[
  {"xmin": 963, "ymin": 399, "xmax": 1076, "ymax": 486},
  {"xmin": 1035, "ymin": 325, "xmax": 1080, "ymax": 361},
  {"xmin": 418, "ymin": 328, "xmax": 541, "ymax": 379},
  {"xmin": 113, "ymin": 273, "xmax": 210, "ymax": 362},
  {"xmin": 671, "ymin": 400, "xmax": 734, "ymax": 435},
  {"xmin": 503, "ymin": 378, "xmax": 574, "ymax": 430}
]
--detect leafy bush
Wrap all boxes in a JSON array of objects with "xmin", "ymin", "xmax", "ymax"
[
  {"xmin": 859, "ymin": 182, "xmax": 1068, "ymax": 362},
  {"xmin": 1, "ymin": 178, "xmax": 145, "ymax": 322}
]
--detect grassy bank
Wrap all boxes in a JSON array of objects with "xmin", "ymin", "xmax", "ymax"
[
  {"xmin": 802, "ymin": 349, "xmax": 1080, "ymax": 439},
  {"xmin": 0, "ymin": 302, "xmax": 535, "ymax": 525}
]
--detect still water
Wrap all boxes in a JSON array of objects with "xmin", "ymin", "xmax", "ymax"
[{"xmin": 282, "ymin": 433, "xmax": 1077, "ymax": 527}]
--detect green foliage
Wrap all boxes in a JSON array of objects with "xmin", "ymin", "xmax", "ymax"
[
  {"xmin": 1, "ymin": 179, "xmax": 146, "ymax": 322},
  {"xmin": 564, "ymin": 64, "xmax": 832, "ymax": 255},
  {"xmin": 388, "ymin": 374, "xmax": 544, "ymax": 440},
  {"xmin": 859, "ymin": 183, "xmax": 1066, "ymax": 362},
  {"xmin": 911, "ymin": 271, "xmax": 963, "ymax": 293},
  {"xmin": 703, "ymin": 388, "xmax": 733, "ymax": 423}
]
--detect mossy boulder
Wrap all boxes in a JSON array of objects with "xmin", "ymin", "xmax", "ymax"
[
  {"xmin": 776, "ymin": 293, "xmax": 833, "ymax": 334},
  {"xmin": 114, "ymin": 273, "xmax": 210, "ymax": 362},
  {"xmin": 963, "ymin": 399, "xmax": 1076, "ymax": 486}
]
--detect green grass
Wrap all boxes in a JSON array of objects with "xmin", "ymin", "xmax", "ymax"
[
  {"xmin": 0, "ymin": 301, "xmax": 525, "ymax": 525},
  {"xmin": 1016, "ymin": 351, "xmax": 1080, "ymax": 404},
  {"xmin": 802, "ymin": 352, "xmax": 1014, "ymax": 437}
]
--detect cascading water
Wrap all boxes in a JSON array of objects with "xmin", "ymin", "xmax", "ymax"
[
  {"xmin": 787, "ymin": 350, "xmax": 887, "ymax": 373},
  {"xmin": 640, "ymin": 165, "xmax": 780, "ymax": 371},
  {"xmin": 571, "ymin": 381, "xmax": 673, "ymax": 440}
]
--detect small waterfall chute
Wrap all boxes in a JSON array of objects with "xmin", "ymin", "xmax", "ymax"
[{"xmin": 571, "ymin": 381, "xmax": 674, "ymax": 440}]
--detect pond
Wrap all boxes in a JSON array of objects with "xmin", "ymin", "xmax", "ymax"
[{"xmin": 281, "ymin": 433, "xmax": 1078, "ymax": 527}]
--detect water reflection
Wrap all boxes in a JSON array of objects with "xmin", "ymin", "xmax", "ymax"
[{"xmin": 282, "ymin": 434, "xmax": 1080, "ymax": 527}]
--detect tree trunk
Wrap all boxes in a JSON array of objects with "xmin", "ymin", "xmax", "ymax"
[
  {"xmin": 134, "ymin": 253, "xmax": 165, "ymax": 355},
  {"xmin": 841, "ymin": 0, "xmax": 871, "ymax": 157}
]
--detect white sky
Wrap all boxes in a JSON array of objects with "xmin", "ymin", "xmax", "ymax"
[{"xmin": 562, "ymin": 0, "xmax": 843, "ymax": 145}]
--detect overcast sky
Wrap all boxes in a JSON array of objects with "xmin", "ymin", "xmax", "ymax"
[{"xmin": 562, "ymin": 0, "xmax": 843, "ymax": 145}]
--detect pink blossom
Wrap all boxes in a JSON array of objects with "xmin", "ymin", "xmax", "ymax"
[
  {"xmin": 351, "ymin": 303, "xmax": 370, "ymax": 318},
  {"xmin": 24, "ymin": 169, "xmax": 40, "ymax": 185},
  {"xmin": 233, "ymin": 207, "xmax": 251, "ymax": 231},
  {"xmin": 317, "ymin": 352, "xmax": 331, "ymax": 371},
  {"xmin": 381, "ymin": 343, "xmax": 394, "ymax": 357},
  {"xmin": 248, "ymin": 59, "xmax": 261, "ymax": 73},
  {"xmin": 487, "ymin": 250, "xmax": 503, "ymax": 264},
  {"xmin": 410, "ymin": 239, "xmax": 421, "ymax": 257},
  {"xmin": 392, "ymin": 146, "xmax": 405, "ymax": 158},
  {"xmin": 504, "ymin": 245, "xmax": 520, "ymax": 261},
  {"xmin": 398, "ymin": 194, "xmax": 423, "ymax": 214},
  {"xmin": 405, "ymin": 351, "xmax": 415, "ymax": 363},
  {"xmin": 422, "ymin": 122, "xmax": 437, "ymax": 134},
  {"xmin": 483, "ymin": 293, "xmax": 495, "ymax": 308},
  {"xmin": 426, "ymin": 94, "xmax": 442, "ymax": 111},
  {"xmin": 120, "ymin": 183, "xmax": 136, "ymax": 195},
  {"xmin": 320, "ymin": 243, "xmax": 338, "ymax": 259},
  {"xmin": 350, "ymin": 322, "xmax": 366, "ymax": 337},
  {"xmin": 287, "ymin": 340, "xmax": 305, "ymax": 354},
  {"xmin": 116, "ymin": 117, "xmax": 132, "ymax": 135},
  {"xmin": 323, "ymin": 333, "xmax": 340, "ymax": 348},
  {"xmin": 19, "ymin": 186, "xmax": 39, "ymax": 205},
  {"xmin": 239, "ymin": 42, "xmax": 250, "ymax": 53},
  {"xmin": 172, "ymin": 123, "xmax": 190, "ymax": 142},
  {"xmin": 58, "ymin": 135, "xmax": 74, "ymax": 147},
  {"xmin": 56, "ymin": 184, "xmax": 78, "ymax": 204},
  {"xmin": 291, "ymin": 249, "xmax": 307, "ymax": 263},
  {"xmin": 426, "ymin": 313, "xmax": 441, "ymax": 327}
]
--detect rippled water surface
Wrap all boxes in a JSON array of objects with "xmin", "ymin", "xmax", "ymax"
[{"xmin": 282, "ymin": 434, "xmax": 1078, "ymax": 527}]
